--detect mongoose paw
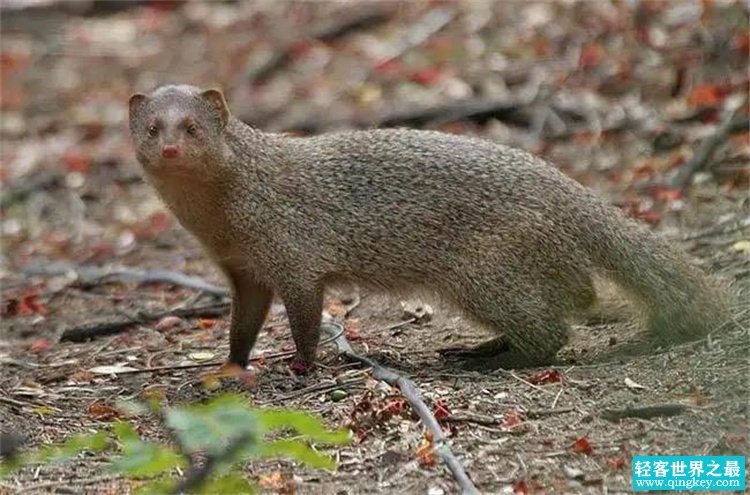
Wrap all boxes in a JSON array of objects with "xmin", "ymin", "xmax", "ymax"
[
  {"xmin": 439, "ymin": 336, "xmax": 511, "ymax": 359},
  {"xmin": 289, "ymin": 357, "xmax": 315, "ymax": 375}
]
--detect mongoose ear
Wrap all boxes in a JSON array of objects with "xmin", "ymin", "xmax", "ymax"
[
  {"xmin": 200, "ymin": 89, "xmax": 230, "ymax": 127},
  {"xmin": 128, "ymin": 93, "xmax": 147, "ymax": 121}
]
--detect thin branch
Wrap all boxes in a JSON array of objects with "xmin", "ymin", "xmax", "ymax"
[
  {"xmin": 671, "ymin": 98, "xmax": 748, "ymax": 189},
  {"xmin": 23, "ymin": 261, "xmax": 229, "ymax": 296},
  {"xmin": 59, "ymin": 302, "xmax": 230, "ymax": 342},
  {"xmin": 601, "ymin": 403, "xmax": 688, "ymax": 422},
  {"xmin": 321, "ymin": 320, "xmax": 479, "ymax": 495},
  {"xmin": 171, "ymin": 432, "xmax": 254, "ymax": 495},
  {"xmin": 241, "ymin": 4, "xmax": 392, "ymax": 84}
]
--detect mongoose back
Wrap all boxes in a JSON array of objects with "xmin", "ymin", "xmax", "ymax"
[{"xmin": 128, "ymin": 85, "xmax": 731, "ymax": 373}]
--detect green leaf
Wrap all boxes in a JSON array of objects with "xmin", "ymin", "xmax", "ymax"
[
  {"xmin": 36, "ymin": 431, "xmax": 109, "ymax": 464},
  {"xmin": 257, "ymin": 409, "xmax": 351, "ymax": 445},
  {"xmin": 132, "ymin": 477, "xmax": 176, "ymax": 495},
  {"xmin": 113, "ymin": 422, "xmax": 184, "ymax": 477},
  {"xmin": 200, "ymin": 473, "xmax": 256, "ymax": 494},
  {"xmin": 0, "ymin": 456, "xmax": 24, "ymax": 478},
  {"xmin": 113, "ymin": 421, "xmax": 139, "ymax": 443},
  {"xmin": 259, "ymin": 440, "xmax": 337, "ymax": 470},
  {"xmin": 166, "ymin": 395, "xmax": 259, "ymax": 457}
]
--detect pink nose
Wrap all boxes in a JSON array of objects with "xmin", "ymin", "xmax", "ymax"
[{"xmin": 162, "ymin": 145, "xmax": 179, "ymax": 159}]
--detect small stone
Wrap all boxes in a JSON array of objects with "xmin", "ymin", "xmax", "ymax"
[
  {"xmin": 564, "ymin": 465, "xmax": 585, "ymax": 480},
  {"xmin": 329, "ymin": 389, "xmax": 348, "ymax": 402}
]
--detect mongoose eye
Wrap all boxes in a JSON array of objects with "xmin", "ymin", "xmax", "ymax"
[
  {"xmin": 186, "ymin": 123, "xmax": 198, "ymax": 136},
  {"xmin": 148, "ymin": 125, "xmax": 159, "ymax": 138}
]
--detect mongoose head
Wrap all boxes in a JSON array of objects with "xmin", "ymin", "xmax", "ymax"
[{"xmin": 128, "ymin": 85, "xmax": 230, "ymax": 176}]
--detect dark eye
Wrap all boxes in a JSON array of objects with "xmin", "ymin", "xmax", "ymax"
[
  {"xmin": 148, "ymin": 125, "xmax": 158, "ymax": 138},
  {"xmin": 186, "ymin": 124, "xmax": 198, "ymax": 136}
]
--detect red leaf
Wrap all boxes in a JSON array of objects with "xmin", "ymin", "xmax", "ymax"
[
  {"xmin": 688, "ymin": 84, "xmax": 723, "ymax": 108},
  {"xmin": 650, "ymin": 185, "xmax": 683, "ymax": 202},
  {"xmin": 572, "ymin": 436, "xmax": 594, "ymax": 455},
  {"xmin": 88, "ymin": 400, "xmax": 120, "ymax": 421},
  {"xmin": 154, "ymin": 315, "xmax": 183, "ymax": 331},
  {"xmin": 433, "ymin": 399, "xmax": 452, "ymax": 422},
  {"xmin": 503, "ymin": 410, "xmax": 525, "ymax": 429},
  {"xmin": 374, "ymin": 58, "xmax": 402, "ymax": 75},
  {"xmin": 410, "ymin": 67, "xmax": 443, "ymax": 86},
  {"xmin": 607, "ymin": 456, "xmax": 626, "ymax": 470},
  {"xmin": 513, "ymin": 480, "xmax": 530, "ymax": 494},
  {"xmin": 29, "ymin": 338, "xmax": 53, "ymax": 354},
  {"xmin": 579, "ymin": 43, "xmax": 605, "ymax": 70},
  {"xmin": 62, "ymin": 150, "xmax": 90, "ymax": 174},
  {"xmin": 528, "ymin": 369, "xmax": 562, "ymax": 385},
  {"xmin": 198, "ymin": 318, "xmax": 216, "ymax": 329},
  {"xmin": 387, "ymin": 398, "xmax": 407, "ymax": 416}
]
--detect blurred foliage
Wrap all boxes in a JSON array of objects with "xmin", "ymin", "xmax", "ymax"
[{"xmin": 0, "ymin": 393, "xmax": 350, "ymax": 494}]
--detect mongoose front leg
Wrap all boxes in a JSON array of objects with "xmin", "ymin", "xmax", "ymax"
[
  {"xmin": 280, "ymin": 286, "xmax": 324, "ymax": 374},
  {"xmin": 223, "ymin": 267, "xmax": 273, "ymax": 368}
]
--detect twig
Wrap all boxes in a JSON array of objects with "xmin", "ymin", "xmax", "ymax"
[
  {"xmin": 23, "ymin": 261, "xmax": 229, "ymax": 296},
  {"xmin": 321, "ymin": 321, "xmax": 479, "ymax": 495},
  {"xmin": 0, "ymin": 171, "xmax": 64, "ymax": 209},
  {"xmin": 59, "ymin": 302, "xmax": 230, "ymax": 342},
  {"xmin": 497, "ymin": 370, "xmax": 553, "ymax": 395},
  {"xmin": 241, "ymin": 5, "xmax": 392, "ymax": 84},
  {"xmin": 171, "ymin": 431, "xmax": 254, "ymax": 494},
  {"xmin": 601, "ymin": 403, "xmax": 688, "ymax": 422},
  {"xmin": 16, "ymin": 474, "xmax": 123, "ymax": 493},
  {"xmin": 671, "ymin": 98, "xmax": 748, "ymax": 189}
]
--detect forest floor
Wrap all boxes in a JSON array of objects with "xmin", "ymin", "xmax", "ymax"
[{"xmin": 1, "ymin": 1, "xmax": 748, "ymax": 494}]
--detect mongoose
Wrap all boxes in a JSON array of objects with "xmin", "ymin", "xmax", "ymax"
[{"xmin": 128, "ymin": 85, "xmax": 731, "ymax": 373}]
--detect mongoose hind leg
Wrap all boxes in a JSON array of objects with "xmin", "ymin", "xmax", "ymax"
[{"xmin": 457, "ymin": 288, "xmax": 571, "ymax": 368}]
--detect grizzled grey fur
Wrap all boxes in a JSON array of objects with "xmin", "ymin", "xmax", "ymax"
[{"xmin": 129, "ymin": 85, "xmax": 730, "ymax": 371}]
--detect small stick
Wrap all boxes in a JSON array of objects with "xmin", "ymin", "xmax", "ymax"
[
  {"xmin": 23, "ymin": 261, "xmax": 229, "ymax": 296},
  {"xmin": 601, "ymin": 403, "xmax": 688, "ymax": 422},
  {"xmin": 671, "ymin": 98, "xmax": 747, "ymax": 189},
  {"xmin": 60, "ymin": 302, "xmax": 230, "ymax": 342},
  {"xmin": 321, "ymin": 321, "xmax": 479, "ymax": 495}
]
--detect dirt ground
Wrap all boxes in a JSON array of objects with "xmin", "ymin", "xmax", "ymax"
[{"xmin": 1, "ymin": 1, "xmax": 749, "ymax": 494}]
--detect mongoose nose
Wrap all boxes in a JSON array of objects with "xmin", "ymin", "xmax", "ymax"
[{"xmin": 162, "ymin": 145, "xmax": 180, "ymax": 159}]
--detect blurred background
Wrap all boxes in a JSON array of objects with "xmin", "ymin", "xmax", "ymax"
[{"xmin": 1, "ymin": 0, "xmax": 748, "ymax": 279}]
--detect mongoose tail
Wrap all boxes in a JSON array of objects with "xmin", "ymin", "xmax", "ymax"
[{"xmin": 585, "ymin": 207, "xmax": 732, "ymax": 342}]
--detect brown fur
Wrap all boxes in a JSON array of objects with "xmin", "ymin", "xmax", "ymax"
[{"xmin": 128, "ymin": 85, "xmax": 732, "ymax": 370}]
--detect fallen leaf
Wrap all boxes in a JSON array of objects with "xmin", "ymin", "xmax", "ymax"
[
  {"xmin": 731, "ymin": 240, "xmax": 750, "ymax": 252},
  {"xmin": 29, "ymin": 338, "xmax": 53, "ymax": 354},
  {"xmin": 416, "ymin": 431, "xmax": 437, "ymax": 468},
  {"xmin": 141, "ymin": 384, "xmax": 166, "ymax": 402},
  {"xmin": 198, "ymin": 318, "xmax": 216, "ymax": 329},
  {"xmin": 624, "ymin": 377, "xmax": 647, "ymax": 390},
  {"xmin": 88, "ymin": 400, "xmax": 120, "ymax": 421},
  {"xmin": 579, "ymin": 43, "xmax": 605, "ymax": 69},
  {"xmin": 528, "ymin": 369, "xmax": 562, "ymax": 385},
  {"xmin": 502, "ymin": 410, "xmax": 526, "ymax": 431},
  {"xmin": 62, "ymin": 150, "xmax": 90, "ymax": 174},
  {"xmin": 410, "ymin": 66, "xmax": 443, "ymax": 86},
  {"xmin": 154, "ymin": 315, "xmax": 184, "ymax": 331},
  {"xmin": 607, "ymin": 456, "xmax": 626, "ymax": 470},
  {"xmin": 433, "ymin": 399, "xmax": 452, "ymax": 422},
  {"xmin": 688, "ymin": 84, "xmax": 723, "ymax": 107},
  {"xmin": 572, "ymin": 436, "xmax": 594, "ymax": 455},
  {"xmin": 89, "ymin": 365, "xmax": 138, "ymax": 375},
  {"xmin": 188, "ymin": 351, "xmax": 215, "ymax": 362},
  {"xmin": 68, "ymin": 371, "xmax": 94, "ymax": 383}
]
